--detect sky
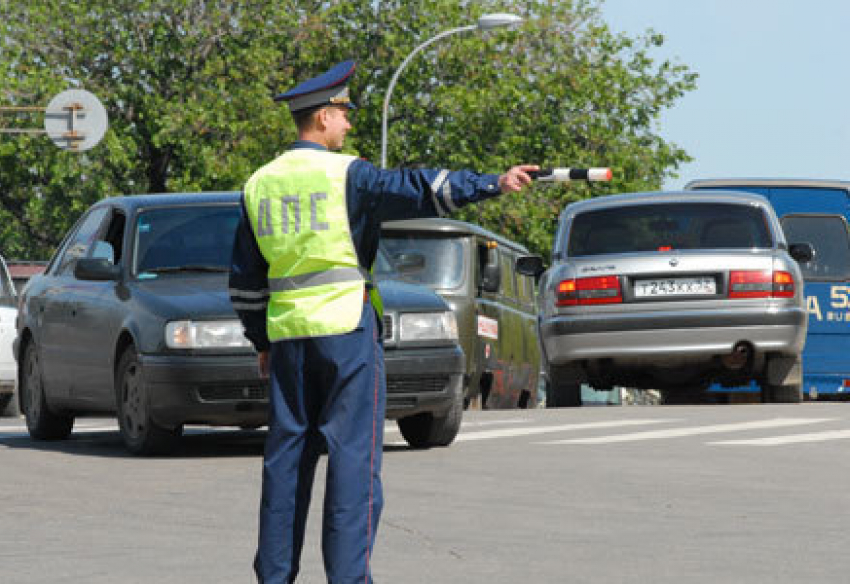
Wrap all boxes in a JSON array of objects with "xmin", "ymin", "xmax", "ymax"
[{"xmin": 600, "ymin": 0, "xmax": 850, "ymax": 190}]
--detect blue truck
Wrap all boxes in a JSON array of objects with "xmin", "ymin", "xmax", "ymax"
[{"xmin": 686, "ymin": 178, "xmax": 850, "ymax": 399}]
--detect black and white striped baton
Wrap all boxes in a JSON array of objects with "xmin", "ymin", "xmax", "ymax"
[{"xmin": 528, "ymin": 168, "xmax": 613, "ymax": 182}]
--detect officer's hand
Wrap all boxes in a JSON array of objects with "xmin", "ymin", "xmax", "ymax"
[
  {"xmin": 498, "ymin": 164, "xmax": 539, "ymax": 193},
  {"xmin": 258, "ymin": 350, "xmax": 270, "ymax": 379}
]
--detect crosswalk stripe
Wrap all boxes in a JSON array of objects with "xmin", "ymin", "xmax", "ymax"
[
  {"xmin": 457, "ymin": 419, "xmax": 672, "ymax": 442},
  {"xmin": 710, "ymin": 428, "xmax": 850, "ymax": 446},
  {"xmin": 543, "ymin": 418, "xmax": 833, "ymax": 444},
  {"xmin": 460, "ymin": 418, "xmax": 529, "ymax": 428}
]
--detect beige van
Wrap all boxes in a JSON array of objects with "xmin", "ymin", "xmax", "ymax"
[{"xmin": 381, "ymin": 218, "xmax": 540, "ymax": 409}]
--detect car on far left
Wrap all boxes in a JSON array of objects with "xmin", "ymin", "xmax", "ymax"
[
  {"xmin": 15, "ymin": 192, "xmax": 268, "ymax": 454},
  {"xmin": 0, "ymin": 254, "xmax": 18, "ymax": 416}
]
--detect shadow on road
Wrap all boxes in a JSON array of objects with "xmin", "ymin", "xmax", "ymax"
[{"xmin": 1, "ymin": 426, "xmax": 419, "ymax": 458}]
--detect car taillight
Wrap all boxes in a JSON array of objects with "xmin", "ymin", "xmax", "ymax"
[
  {"xmin": 772, "ymin": 270, "xmax": 795, "ymax": 297},
  {"xmin": 729, "ymin": 270, "xmax": 795, "ymax": 298},
  {"xmin": 556, "ymin": 276, "xmax": 622, "ymax": 306}
]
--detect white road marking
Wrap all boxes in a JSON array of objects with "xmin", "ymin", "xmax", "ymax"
[
  {"xmin": 710, "ymin": 428, "xmax": 850, "ymax": 446},
  {"xmin": 457, "ymin": 419, "xmax": 673, "ymax": 442},
  {"xmin": 543, "ymin": 418, "xmax": 833, "ymax": 444},
  {"xmin": 460, "ymin": 418, "xmax": 529, "ymax": 428}
]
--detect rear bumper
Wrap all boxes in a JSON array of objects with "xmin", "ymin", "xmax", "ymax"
[
  {"xmin": 140, "ymin": 354, "xmax": 268, "ymax": 428},
  {"xmin": 542, "ymin": 306, "xmax": 808, "ymax": 365},
  {"xmin": 384, "ymin": 345, "xmax": 465, "ymax": 419}
]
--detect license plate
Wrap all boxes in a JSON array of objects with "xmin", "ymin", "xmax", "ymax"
[{"xmin": 634, "ymin": 277, "xmax": 716, "ymax": 297}]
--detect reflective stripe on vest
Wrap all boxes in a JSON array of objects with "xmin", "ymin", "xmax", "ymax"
[{"xmin": 244, "ymin": 149, "xmax": 364, "ymax": 340}]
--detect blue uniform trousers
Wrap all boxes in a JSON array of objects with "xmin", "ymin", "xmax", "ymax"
[{"xmin": 254, "ymin": 303, "xmax": 385, "ymax": 583}]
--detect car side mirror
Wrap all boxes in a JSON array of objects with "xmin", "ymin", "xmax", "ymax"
[
  {"xmin": 789, "ymin": 242, "xmax": 815, "ymax": 263},
  {"xmin": 516, "ymin": 255, "xmax": 546, "ymax": 281},
  {"xmin": 393, "ymin": 251, "xmax": 426, "ymax": 274},
  {"xmin": 75, "ymin": 258, "xmax": 121, "ymax": 281}
]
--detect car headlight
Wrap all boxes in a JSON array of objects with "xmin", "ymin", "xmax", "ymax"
[
  {"xmin": 165, "ymin": 319, "xmax": 252, "ymax": 349},
  {"xmin": 399, "ymin": 311, "xmax": 458, "ymax": 342}
]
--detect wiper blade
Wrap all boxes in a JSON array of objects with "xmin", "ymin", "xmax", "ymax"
[{"xmin": 144, "ymin": 265, "xmax": 228, "ymax": 273}]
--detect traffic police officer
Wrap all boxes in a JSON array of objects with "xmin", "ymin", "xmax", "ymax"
[{"xmin": 229, "ymin": 60, "xmax": 537, "ymax": 583}]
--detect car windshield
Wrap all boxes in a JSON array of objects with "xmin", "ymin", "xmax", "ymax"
[
  {"xmin": 134, "ymin": 204, "xmax": 241, "ymax": 276},
  {"xmin": 380, "ymin": 234, "xmax": 465, "ymax": 289},
  {"xmin": 374, "ymin": 248, "xmax": 398, "ymax": 278},
  {"xmin": 567, "ymin": 202, "xmax": 772, "ymax": 256}
]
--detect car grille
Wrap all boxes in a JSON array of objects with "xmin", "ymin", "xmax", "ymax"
[
  {"xmin": 196, "ymin": 382, "xmax": 268, "ymax": 402},
  {"xmin": 383, "ymin": 314, "xmax": 394, "ymax": 341},
  {"xmin": 386, "ymin": 375, "xmax": 449, "ymax": 394}
]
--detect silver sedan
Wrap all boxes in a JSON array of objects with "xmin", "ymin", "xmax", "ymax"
[{"xmin": 518, "ymin": 191, "xmax": 812, "ymax": 406}]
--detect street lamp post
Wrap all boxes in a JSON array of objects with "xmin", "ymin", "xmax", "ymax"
[{"xmin": 380, "ymin": 13, "xmax": 523, "ymax": 169}]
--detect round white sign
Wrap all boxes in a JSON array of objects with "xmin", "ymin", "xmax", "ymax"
[{"xmin": 43, "ymin": 89, "xmax": 108, "ymax": 151}]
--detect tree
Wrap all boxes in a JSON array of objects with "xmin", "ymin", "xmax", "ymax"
[
  {"xmin": 348, "ymin": 0, "xmax": 697, "ymax": 257},
  {"xmin": 0, "ymin": 0, "xmax": 695, "ymax": 260}
]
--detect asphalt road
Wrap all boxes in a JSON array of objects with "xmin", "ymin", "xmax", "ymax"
[{"xmin": 2, "ymin": 402, "xmax": 850, "ymax": 583}]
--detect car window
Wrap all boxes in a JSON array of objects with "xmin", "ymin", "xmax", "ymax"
[
  {"xmin": 499, "ymin": 251, "xmax": 516, "ymax": 300},
  {"xmin": 517, "ymin": 272, "xmax": 534, "ymax": 305},
  {"xmin": 373, "ymin": 247, "xmax": 398, "ymax": 278},
  {"xmin": 99, "ymin": 209, "xmax": 127, "ymax": 265},
  {"xmin": 56, "ymin": 207, "xmax": 110, "ymax": 276},
  {"xmin": 567, "ymin": 203, "xmax": 772, "ymax": 256},
  {"xmin": 381, "ymin": 235, "xmax": 466, "ymax": 289},
  {"xmin": 781, "ymin": 214, "xmax": 850, "ymax": 281},
  {"xmin": 134, "ymin": 204, "xmax": 240, "ymax": 275},
  {"xmin": 0, "ymin": 260, "xmax": 14, "ymax": 307}
]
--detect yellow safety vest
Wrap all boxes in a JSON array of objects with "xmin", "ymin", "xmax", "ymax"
[{"xmin": 244, "ymin": 149, "xmax": 380, "ymax": 341}]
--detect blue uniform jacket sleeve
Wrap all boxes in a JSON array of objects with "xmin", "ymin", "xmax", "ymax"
[
  {"xmin": 344, "ymin": 158, "xmax": 502, "ymax": 272},
  {"xmin": 347, "ymin": 158, "xmax": 502, "ymax": 223},
  {"xmin": 228, "ymin": 197, "xmax": 271, "ymax": 353}
]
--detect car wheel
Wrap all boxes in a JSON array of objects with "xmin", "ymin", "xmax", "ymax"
[
  {"xmin": 545, "ymin": 364, "xmax": 583, "ymax": 407},
  {"xmin": 20, "ymin": 342, "xmax": 73, "ymax": 440},
  {"xmin": 761, "ymin": 383, "xmax": 803, "ymax": 404},
  {"xmin": 545, "ymin": 378, "xmax": 582, "ymax": 408},
  {"xmin": 115, "ymin": 348, "xmax": 182, "ymax": 455},
  {"xmin": 398, "ymin": 392, "xmax": 463, "ymax": 449}
]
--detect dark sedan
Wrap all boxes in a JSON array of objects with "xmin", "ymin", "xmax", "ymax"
[
  {"xmin": 16, "ymin": 192, "xmax": 267, "ymax": 454},
  {"xmin": 16, "ymin": 191, "xmax": 467, "ymax": 454}
]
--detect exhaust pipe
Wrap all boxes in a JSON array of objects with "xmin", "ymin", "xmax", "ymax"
[{"xmin": 721, "ymin": 342, "xmax": 752, "ymax": 371}]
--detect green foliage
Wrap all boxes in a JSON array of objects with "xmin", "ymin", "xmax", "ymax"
[{"xmin": 0, "ymin": 0, "xmax": 696, "ymax": 260}]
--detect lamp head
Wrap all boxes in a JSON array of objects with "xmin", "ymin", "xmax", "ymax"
[{"xmin": 477, "ymin": 13, "xmax": 523, "ymax": 30}]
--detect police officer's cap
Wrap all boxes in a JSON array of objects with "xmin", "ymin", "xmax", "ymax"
[{"xmin": 274, "ymin": 60, "xmax": 356, "ymax": 114}]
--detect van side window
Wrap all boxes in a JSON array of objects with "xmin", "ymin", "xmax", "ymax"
[
  {"xmin": 517, "ymin": 272, "xmax": 534, "ymax": 305},
  {"xmin": 477, "ymin": 242, "xmax": 500, "ymax": 293},
  {"xmin": 500, "ymin": 252, "xmax": 516, "ymax": 300},
  {"xmin": 781, "ymin": 214, "xmax": 850, "ymax": 281}
]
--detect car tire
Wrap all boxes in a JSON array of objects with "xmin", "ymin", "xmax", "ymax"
[
  {"xmin": 761, "ymin": 383, "xmax": 803, "ymax": 404},
  {"xmin": 545, "ymin": 378, "xmax": 582, "ymax": 408},
  {"xmin": 115, "ymin": 348, "xmax": 182, "ymax": 455},
  {"xmin": 545, "ymin": 364, "xmax": 583, "ymax": 407},
  {"xmin": 20, "ymin": 342, "xmax": 74, "ymax": 440},
  {"xmin": 397, "ymin": 392, "xmax": 463, "ymax": 448}
]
